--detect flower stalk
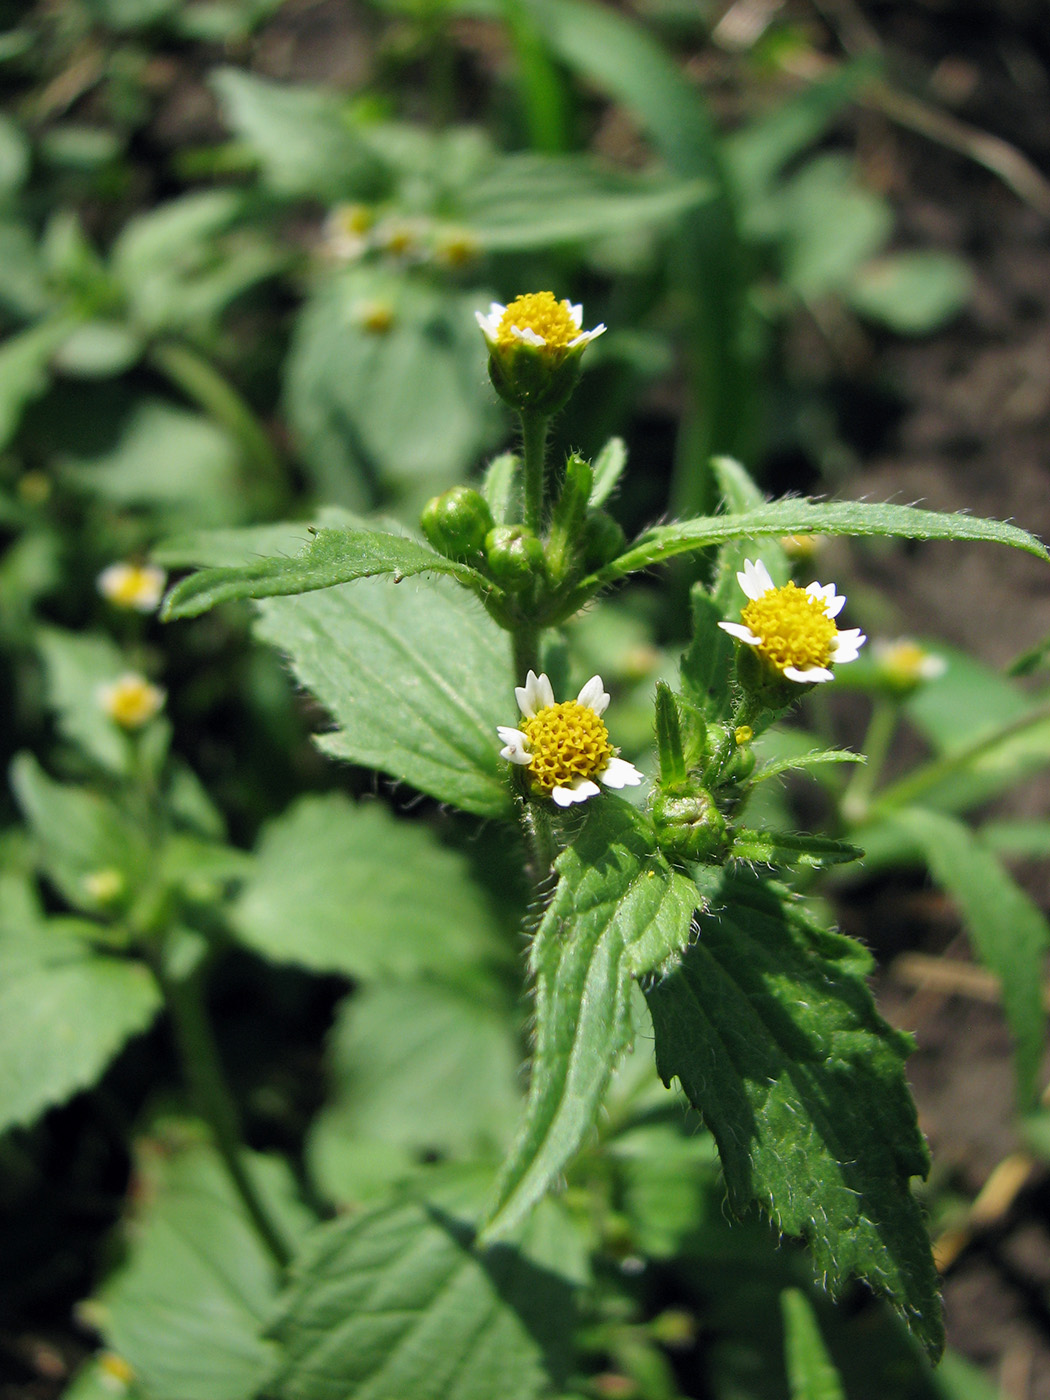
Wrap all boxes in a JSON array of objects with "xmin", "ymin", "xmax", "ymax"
[{"xmin": 156, "ymin": 958, "xmax": 293, "ymax": 1272}]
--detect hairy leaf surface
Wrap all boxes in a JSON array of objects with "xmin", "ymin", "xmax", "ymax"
[
  {"xmin": 645, "ymin": 869, "xmax": 942, "ymax": 1359},
  {"xmin": 265, "ymin": 1190, "xmax": 576, "ymax": 1400},
  {"xmin": 253, "ymin": 576, "xmax": 512, "ymax": 817},
  {"xmin": 596, "ymin": 499, "xmax": 1047, "ymax": 584},
  {"xmin": 483, "ymin": 798, "xmax": 697, "ymax": 1241},
  {"xmin": 163, "ymin": 525, "xmax": 491, "ymax": 620}
]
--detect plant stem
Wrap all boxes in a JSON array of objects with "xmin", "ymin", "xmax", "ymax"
[
  {"xmin": 512, "ymin": 624, "xmax": 539, "ymax": 683},
  {"xmin": 150, "ymin": 339, "xmax": 285, "ymax": 504},
  {"xmin": 158, "ymin": 959, "xmax": 292, "ymax": 1272},
  {"xmin": 520, "ymin": 408, "xmax": 549, "ymax": 535},
  {"xmin": 522, "ymin": 800, "xmax": 557, "ymax": 888},
  {"xmin": 841, "ymin": 696, "xmax": 898, "ymax": 825}
]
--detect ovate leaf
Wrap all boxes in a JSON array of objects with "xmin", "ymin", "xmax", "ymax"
[
  {"xmin": 482, "ymin": 798, "xmax": 697, "ymax": 1241},
  {"xmin": 645, "ymin": 869, "xmax": 942, "ymax": 1359},
  {"xmin": 888, "ymin": 807, "xmax": 1049, "ymax": 1107},
  {"xmin": 94, "ymin": 1138, "xmax": 313, "ymax": 1400},
  {"xmin": 253, "ymin": 575, "xmax": 512, "ymax": 817},
  {"xmin": 230, "ymin": 794, "xmax": 503, "ymax": 979},
  {"xmin": 0, "ymin": 874, "xmax": 161, "ymax": 1133},
  {"xmin": 264, "ymin": 1189, "xmax": 576, "ymax": 1400}
]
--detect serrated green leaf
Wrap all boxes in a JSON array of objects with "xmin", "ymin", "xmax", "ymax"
[
  {"xmin": 95, "ymin": 1139, "xmax": 313, "ymax": 1400},
  {"xmin": 264, "ymin": 1190, "xmax": 575, "ymax": 1400},
  {"xmin": 645, "ymin": 869, "xmax": 943, "ymax": 1360},
  {"xmin": 781, "ymin": 1289, "xmax": 846, "ymax": 1400},
  {"xmin": 887, "ymin": 808, "xmax": 1049, "ymax": 1107},
  {"xmin": 592, "ymin": 499, "xmax": 1047, "ymax": 584},
  {"xmin": 163, "ymin": 523, "xmax": 491, "ymax": 620},
  {"xmin": 230, "ymin": 794, "xmax": 503, "ymax": 979},
  {"xmin": 253, "ymin": 575, "xmax": 512, "ymax": 817},
  {"xmin": 482, "ymin": 798, "xmax": 697, "ymax": 1242},
  {"xmin": 309, "ymin": 981, "xmax": 521, "ymax": 1192},
  {"xmin": 0, "ymin": 873, "xmax": 161, "ymax": 1133}
]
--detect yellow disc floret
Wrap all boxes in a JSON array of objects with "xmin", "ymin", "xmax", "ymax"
[
  {"xmin": 741, "ymin": 582, "xmax": 837, "ymax": 674},
  {"xmin": 497, "ymin": 292, "xmax": 578, "ymax": 350},
  {"xmin": 520, "ymin": 699, "xmax": 614, "ymax": 795}
]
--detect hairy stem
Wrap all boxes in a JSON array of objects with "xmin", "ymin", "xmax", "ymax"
[{"xmin": 520, "ymin": 408, "xmax": 549, "ymax": 535}]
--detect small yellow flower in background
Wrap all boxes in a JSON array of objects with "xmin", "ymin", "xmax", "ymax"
[
  {"xmin": 97, "ymin": 562, "xmax": 166, "ymax": 613},
  {"xmin": 97, "ymin": 673, "xmax": 165, "ymax": 729},
  {"xmin": 734, "ymin": 725, "xmax": 753, "ymax": 745},
  {"xmin": 373, "ymin": 216, "xmax": 427, "ymax": 261},
  {"xmin": 83, "ymin": 868, "xmax": 125, "ymax": 903},
  {"xmin": 719, "ymin": 558, "xmax": 866, "ymax": 684},
  {"xmin": 434, "ymin": 226, "xmax": 480, "ymax": 268},
  {"xmin": 98, "ymin": 1353, "xmax": 135, "ymax": 1394},
  {"xmin": 476, "ymin": 292, "xmax": 605, "ymax": 355},
  {"xmin": 353, "ymin": 299, "xmax": 396, "ymax": 334},
  {"xmin": 498, "ymin": 670, "xmax": 643, "ymax": 807},
  {"xmin": 779, "ymin": 533, "xmax": 823, "ymax": 561},
  {"xmin": 323, "ymin": 203, "xmax": 374, "ymax": 261},
  {"xmin": 872, "ymin": 638, "xmax": 947, "ymax": 688}
]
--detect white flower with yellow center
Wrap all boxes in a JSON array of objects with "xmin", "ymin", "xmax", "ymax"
[
  {"xmin": 97, "ymin": 673, "xmax": 165, "ymax": 729},
  {"xmin": 97, "ymin": 562, "xmax": 166, "ymax": 613},
  {"xmin": 872, "ymin": 638, "xmax": 947, "ymax": 686},
  {"xmin": 498, "ymin": 670, "xmax": 643, "ymax": 807},
  {"xmin": 719, "ymin": 558, "xmax": 866, "ymax": 683},
  {"xmin": 475, "ymin": 292, "xmax": 605, "ymax": 353}
]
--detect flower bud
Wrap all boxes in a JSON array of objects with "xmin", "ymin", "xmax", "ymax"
[
  {"xmin": 651, "ymin": 788, "xmax": 729, "ymax": 864},
  {"xmin": 420, "ymin": 486, "xmax": 493, "ymax": 561},
  {"xmin": 484, "ymin": 525, "xmax": 546, "ymax": 589}
]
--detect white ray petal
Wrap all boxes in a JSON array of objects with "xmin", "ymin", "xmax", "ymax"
[
  {"xmin": 568, "ymin": 324, "xmax": 605, "ymax": 347},
  {"xmin": 516, "ymin": 670, "xmax": 555, "ymax": 718},
  {"xmin": 806, "ymin": 580, "xmax": 846, "ymax": 617},
  {"xmin": 600, "ymin": 757, "xmax": 644, "ymax": 789},
  {"xmin": 551, "ymin": 778, "xmax": 601, "ymax": 806},
  {"xmin": 510, "ymin": 325, "xmax": 546, "ymax": 347},
  {"xmin": 738, "ymin": 558, "xmax": 775, "ymax": 600},
  {"xmin": 718, "ymin": 621, "xmax": 761, "ymax": 645},
  {"xmin": 784, "ymin": 665, "xmax": 835, "ymax": 683},
  {"xmin": 831, "ymin": 629, "xmax": 866, "ymax": 663},
  {"xmin": 497, "ymin": 727, "xmax": 532, "ymax": 764},
  {"xmin": 576, "ymin": 675, "xmax": 610, "ymax": 715}
]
